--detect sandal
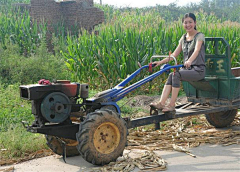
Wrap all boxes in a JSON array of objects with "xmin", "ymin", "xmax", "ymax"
[
  {"xmin": 150, "ymin": 102, "xmax": 165, "ymax": 110},
  {"xmin": 162, "ymin": 105, "xmax": 175, "ymax": 112}
]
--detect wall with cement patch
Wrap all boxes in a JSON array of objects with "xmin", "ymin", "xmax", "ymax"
[{"xmin": 29, "ymin": 0, "xmax": 104, "ymax": 32}]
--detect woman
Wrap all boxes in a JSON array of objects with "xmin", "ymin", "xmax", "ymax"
[{"xmin": 150, "ymin": 13, "xmax": 205, "ymax": 112}]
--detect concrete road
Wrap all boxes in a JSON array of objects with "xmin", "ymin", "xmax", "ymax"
[{"xmin": 1, "ymin": 143, "xmax": 239, "ymax": 172}]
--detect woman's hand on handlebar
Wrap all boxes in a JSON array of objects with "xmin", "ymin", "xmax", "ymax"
[
  {"xmin": 184, "ymin": 60, "xmax": 192, "ymax": 69},
  {"xmin": 152, "ymin": 61, "xmax": 163, "ymax": 67}
]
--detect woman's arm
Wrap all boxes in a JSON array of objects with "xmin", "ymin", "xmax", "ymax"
[
  {"xmin": 172, "ymin": 43, "xmax": 182, "ymax": 58},
  {"xmin": 184, "ymin": 40, "xmax": 204, "ymax": 68},
  {"xmin": 153, "ymin": 43, "xmax": 182, "ymax": 67}
]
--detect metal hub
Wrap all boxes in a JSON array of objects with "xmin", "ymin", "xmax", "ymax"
[
  {"xmin": 55, "ymin": 103, "xmax": 64, "ymax": 113},
  {"xmin": 93, "ymin": 122, "xmax": 120, "ymax": 154},
  {"xmin": 41, "ymin": 92, "xmax": 71, "ymax": 123}
]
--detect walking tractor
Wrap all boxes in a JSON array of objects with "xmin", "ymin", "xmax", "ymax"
[{"xmin": 20, "ymin": 38, "xmax": 240, "ymax": 165}]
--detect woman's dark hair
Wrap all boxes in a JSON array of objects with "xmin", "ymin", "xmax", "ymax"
[{"xmin": 182, "ymin": 13, "xmax": 197, "ymax": 30}]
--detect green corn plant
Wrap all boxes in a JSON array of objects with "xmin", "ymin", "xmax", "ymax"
[
  {"xmin": 0, "ymin": 3, "xmax": 45, "ymax": 55},
  {"xmin": 1, "ymin": 2, "xmax": 239, "ymax": 91},
  {"xmin": 61, "ymin": 6, "xmax": 239, "ymax": 90}
]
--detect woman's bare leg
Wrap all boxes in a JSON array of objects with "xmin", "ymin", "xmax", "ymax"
[
  {"xmin": 160, "ymin": 85, "xmax": 172, "ymax": 105},
  {"xmin": 168, "ymin": 87, "xmax": 180, "ymax": 107}
]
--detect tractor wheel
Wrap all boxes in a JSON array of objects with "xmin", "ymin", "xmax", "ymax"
[
  {"xmin": 76, "ymin": 109, "xmax": 128, "ymax": 165},
  {"xmin": 45, "ymin": 135, "xmax": 79, "ymax": 157},
  {"xmin": 100, "ymin": 105, "xmax": 117, "ymax": 112},
  {"xmin": 205, "ymin": 109, "xmax": 238, "ymax": 128}
]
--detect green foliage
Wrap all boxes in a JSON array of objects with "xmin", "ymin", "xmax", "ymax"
[
  {"xmin": 0, "ymin": 0, "xmax": 30, "ymax": 5},
  {"xmin": 0, "ymin": 42, "xmax": 71, "ymax": 85},
  {"xmin": 197, "ymin": 0, "xmax": 240, "ymax": 22},
  {"xmin": 0, "ymin": 3, "xmax": 44, "ymax": 55},
  {"xmin": 97, "ymin": 1, "xmax": 240, "ymax": 23},
  {"xmin": 0, "ymin": 82, "xmax": 46, "ymax": 160},
  {"xmin": 62, "ymin": 6, "xmax": 240, "ymax": 89},
  {"xmin": 0, "ymin": 125, "xmax": 47, "ymax": 160},
  {"xmin": 0, "ymin": 84, "xmax": 32, "ymax": 131},
  {"xmin": 0, "ymin": 1, "xmax": 239, "ymax": 89}
]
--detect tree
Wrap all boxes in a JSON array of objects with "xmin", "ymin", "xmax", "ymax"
[{"xmin": 214, "ymin": 0, "xmax": 240, "ymax": 8}]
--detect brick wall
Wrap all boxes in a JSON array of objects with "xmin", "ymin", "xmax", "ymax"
[
  {"xmin": 12, "ymin": 0, "xmax": 104, "ymax": 50},
  {"xmin": 29, "ymin": 0, "xmax": 104, "ymax": 32},
  {"xmin": 17, "ymin": 0, "xmax": 104, "ymax": 50}
]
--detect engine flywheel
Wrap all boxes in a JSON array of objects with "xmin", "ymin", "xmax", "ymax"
[{"xmin": 41, "ymin": 92, "xmax": 71, "ymax": 123}]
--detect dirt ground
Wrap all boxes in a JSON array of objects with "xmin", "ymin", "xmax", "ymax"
[{"xmin": 0, "ymin": 96, "xmax": 239, "ymax": 172}]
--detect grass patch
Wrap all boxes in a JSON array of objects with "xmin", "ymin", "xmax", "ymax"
[
  {"xmin": 0, "ymin": 125, "xmax": 47, "ymax": 161},
  {"xmin": 0, "ymin": 84, "xmax": 33, "ymax": 131},
  {"xmin": 0, "ymin": 83, "xmax": 48, "ymax": 162}
]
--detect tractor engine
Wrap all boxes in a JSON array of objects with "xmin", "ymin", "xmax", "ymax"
[{"xmin": 19, "ymin": 80, "xmax": 88, "ymax": 125}]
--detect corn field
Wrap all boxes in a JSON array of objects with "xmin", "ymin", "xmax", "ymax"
[
  {"xmin": 62, "ymin": 7, "xmax": 240, "ymax": 89},
  {"xmin": 0, "ymin": 2, "xmax": 239, "ymax": 90},
  {"xmin": 0, "ymin": 0, "xmax": 44, "ymax": 55}
]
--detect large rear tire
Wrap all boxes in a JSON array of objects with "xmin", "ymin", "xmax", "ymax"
[
  {"xmin": 76, "ymin": 109, "xmax": 128, "ymax": 165},
  {"xmin": 205, "ymin": 109, "xmax": 238, "ymax": 128},
  {"xmin": 45, "ymin": 135, "xmax": 79, "ymax": 157}
]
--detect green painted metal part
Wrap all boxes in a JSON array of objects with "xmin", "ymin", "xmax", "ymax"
[
  {"xmin": 41, "ymin": 92, "xmax": 71, "ymax": 123},
  {"xmin": 182, "ymin": 37, "xmax": 240, "ymax": 105}
]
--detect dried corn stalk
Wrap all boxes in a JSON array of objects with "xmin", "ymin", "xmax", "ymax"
[
  {"xmin": 127, "ymin": 114, "xmax": 240, "ymax": 156},
  {"xmin": 172, "ymin": 144, "xmax": 196, "ymax": 158},
  {"xmin": 0, "ymin": 167, "xmax": 14, "ymax": 172},
  {"xmin": 92, "ymin": 151, "xmax": 167, "ymax": 172}
]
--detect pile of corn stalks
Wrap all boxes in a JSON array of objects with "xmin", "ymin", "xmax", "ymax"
[
  {"xmin": 93, "ymin": 150, "xmax": 167, "ymax": 172},
  {"xmin": 127, "ymin": 114, "xmax": 240, "ymax": 153}
]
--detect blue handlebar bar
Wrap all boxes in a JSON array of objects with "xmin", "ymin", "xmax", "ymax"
[{"xmin": 113, "ymin": 64, "xmax": 184, "ymax": 101}]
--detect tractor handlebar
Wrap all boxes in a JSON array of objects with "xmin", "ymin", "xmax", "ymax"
[{"xmin": 150, "ymin": 55, "xmax": 177, "ymax": 65}]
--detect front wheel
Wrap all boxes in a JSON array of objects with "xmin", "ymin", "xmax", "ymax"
[
  {"xmin": 76, "ymin": 110, "xmax": 128, "ymax": 165},
  {"xmin": 45, "ymin": 135, "xmax": 79, "ymax": 157},
  {"xmin": 205, "ymin": 109, "xmax": 238, "ymax": 128}
]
